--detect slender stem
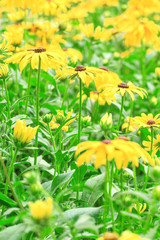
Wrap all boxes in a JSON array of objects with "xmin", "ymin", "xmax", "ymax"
[
  {"xmin": 109, "ymin": 161, "xmax": 115, "ymax": 231},
  {"xmin": 117, "ymin": 95, "xmax": 125, "ymax": 131},
  {"xmin": 78, "ymin": 78, "xmax": 82, "ymax": 144},
  {"xmin": 48, "ymin": 124, "xmax": 56, "ymax": 153},
  {"xmin": 0, "ymin": 155, "xmax": 24, "ymax": 211},
  {"xmin": 25, "ymin": 63, "xmax": 32, "ymax": 114},
  {"xmin": 144, "ymin": 127, "xmax": 154, "ymax": 190},
  {"xmin": 140, "ymin": 42, "xmax": 146, "ymax": 88},
  {"xmin": 61, "ymin": 78, "xmax": 70, "ymax": 108},
  {"xmin": 4, "ymin": 78, "xmax": 11, "ymax": 120},
  {"xmin": 34, "ymin": 57, "xmax": 41, "ymax": 165},
  {"xmin": 120, "ymin": 169, "xmax": 123, "ymax": 192},
  {"xmin": 59, "ymin": 129, "xmax": 62, "ymax": 151},
  {"xmin": 133, "ymin": 165, "xmax": 137, "ymax": 191},
  {"xmin": 127, "ymin": 100, "xmax": 133, "ymax": 133},
  {"xmin": 15, "ymin": 64, "xmax": 18, "ymax": 94},
  {"xmin": 103, "ymin": 160, "xmax": 109, "ymax": 231}
]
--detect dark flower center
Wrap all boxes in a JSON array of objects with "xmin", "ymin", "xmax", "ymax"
[
  {"xmin": 99, "ymin": 66, "xmax": 109, "ymax": 71},
  {"xmin": 117, "ymin": 136, "xmax": 129, "ymax": 141},
  {"xmin": 147, "ymin": 120, "xmax": 155, "ymax": 125},
  {"xmin": 75, "ymin": 65, "xmax": 86, "ymax": 71},
  {"xmin": 93, "ymin": 91, "xmax": 99, "ymax": 94},
  {"xmin": 102, "ymin": 139, "xmax": 112, "ymax": 144},
  {"xmin": 103, "ymin": 233, "xmax": 118, "ymax": 240},
  {"xmin": 34, "ymin": 47, "xmax": 46, "ymax": 53},
  {"xmin": 118, "ymin": 82, "xmax": 129, "ymax": 88},
  {"xmin": 63, "ymin": 48, "xmax": 68, "ymax": 51}
]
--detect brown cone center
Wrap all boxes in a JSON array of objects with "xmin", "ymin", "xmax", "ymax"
[
  {"xmin": 117, "ymin": 136, "xmax": 129, "ymax": 141},
  {"xmin": 99, "ymin": 66, "xmax": 109, "ymax": 71},
  {"xmin": 147, "ymin": 120, "xmax": 155, "ymax": 125},
  {"xmin": 118, "ymin": 82, "xmax": 129, "ymax": 88},
  {"xmin": 75, "ymin": 65, "xmax": 86, "ymax": 71},
  {"xmin": 102, "ymin": 140, "xmax": 112, "ymax": 144},
  {"xmin": 34, "ymin": 47, "xmax": 46, "ymax": 53}
]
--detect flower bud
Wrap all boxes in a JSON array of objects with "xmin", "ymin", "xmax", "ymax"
[
  {"xmin": 151, "ymin": 166, "xmax": 160, "ymax": 181},
  {"xmin": 81, "ymin": 116, "xmax": 91, "ymax": 127},
  {"xmin": 151, "ymin": 96, "xmax": 157, "ymax": 105},
  {"xmin": 100, "ymin": 113, "xmax": 112, "ymax": 130},
  {"xmin": 0, "ymin": 63, "xmax": 9, "ymax": 79},
  {"xmin": 56, "ymin": 110, "xmax": 65, "ymax": 124},
  {"xmin": 152, "ymin": 186, "xmax": 160, "ymax": 200},
  {"xmin": 42, "ymin": 113, "xmax": 53, "ymax": 124},
  {"xmin": 24, "ymin": 171, "xmax": 40, "ymax": 184}
]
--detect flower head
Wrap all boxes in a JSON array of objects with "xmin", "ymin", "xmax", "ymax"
[
  {"xmin": 29, "ymin": 197, "xmax": 53, "ymax": 220},
  {"xmin": 75, "ymin": 137, "xmax": 154, "ymax": 169},
  {"xmin": 100, "ymin": 113, "xmax": 112, "ymax": 129},
  {"xmin": 89, "ymin": 91, "xmax": 116, "ymax": 105},
  {"xmin": 14, "ymin": 119, "xmax": 39, "ymax": 144},
  {"xmin": 132, "ymin": 113, "xmax": 160, "ymax": 128},
  {"xmin": 0, "ymin": 63, "xmax": 8, "ymax": 79},
  {"xmin": 143, "ymin": 134, "xmax": 160, "ymax": 156},
  {"xmin": 5, "ymin": 46, "xmax": 64, "ymax": 72},
  {"xmin": 119, "ymin": 231, "xmax": 150, "ymax": 240}
]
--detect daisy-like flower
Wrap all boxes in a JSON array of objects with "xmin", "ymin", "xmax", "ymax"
[
  {"xmin": 143, "ymin": 134, "xmax": 160, "ymax": 156},
  {"xmin": 132, "ymin": 113, "xmax": 160, "ymax": 128},
  {"xmin": 41, "ymin": 110, "xmax": 75, "ymax": 132},
  {"xmin": 14, "ymin": 119, "xmax": 39, "ymax": 144},
  {"xmin": 99, "ymin": 80, "xmax": 147, "ymax": 101},
  {"xmin": 119, "ymin": 231, "xmax": 150, "ymax": 240},
  {"xmin": 62, "ymin": 48, "xmax": 83, "ymax": 63},
  {"xmin": 89, "ymin": 91, "xmax": 116, "ymax": 105},
  {"xmin": 75, "ymin": 136, "xmax": 153, "ymax": 169},
  {"xmin": 5, "ymin": 46, "xmax": 64, "ymax": 72},
  {"xmin": 122, "ymin": 117, "xmax": 140, "ymax": 132},
  {"xmin": 56, "ymin": 65, "xmax": 102, "ymax": 86}
]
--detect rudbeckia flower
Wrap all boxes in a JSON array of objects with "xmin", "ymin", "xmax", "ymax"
[
  {"xmin": 0, "ymin": 63, "xmax": 8, "ymax": 78},
  {"xmin": 56, "ymin": 65, "xmax": 102, "ymax": 86},
  {"xmin": 143, "ymin": 134, "xmax": 160, "ymax": 156},
  {"xmin": 5, "ymin": 46, "xmax": 64, "ymax": 72},
  {"xmin": 99, "ymin": 80, "xmax": 147, "ymax": 101},
  {"xmin": 132, "ymin": 113, "xmax": 160, "ymax": 128},
  {"xmin": 14, "ymin": 119, "xmax": 39, "ymax": 144},
  {"xmin": 75, "ymin": 136, "xmax": 154, "ymax": 169},
  {"xmin": 29, "ymin": 197, "xmax": 53, "ymax": 220}
]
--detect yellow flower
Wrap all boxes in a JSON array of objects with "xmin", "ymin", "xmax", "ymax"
[
  {"xmin": 41, "ymin": 110, "xmax": 75, "ymax": 132},
  {"xmin": 151, "ymin": 96, "xmax": 158, "ymax": 105},
  {"xmin": 29, "ymin": 197, "xmax": 53, "ymax": 220},
  {"xmin": 97, "ymin": 232, "xmax": 118, "ymax": 240},
  {"xmin": 0, "ymin": 63, "xmax": 8, "ymax": 78},
  {"xmin": 122, "ymin": 117, "xmax": 139, "ymax": 132},
  {"xmin": 132, "ymin": 113, "xmax": 160, "ymax": 128},
  {"xmin": 155, "ymin": 67, "xmax": 160, "ymax": 78},
  {"xmin": 3, "ymin": 25, "xmax": 24, "ymax": 46},
  {"xmin": 75, "ymin": 136, "xmax": 153, "ymax": 169},
  {"xmin": 119, "ymin": 231, "xmax": 150, "ymax": 240},
  {"xmin": 56, "ymin": 65, "xmax": 102, "ymax": 86},
  {"xmin": 8, "ymin": 8, "xmax": 26, "ymax": 22},
  {"xmin": 123, "ymin": 18, "xmax": 159, "ymax": 47},
  {"xmin": 89, "ymin": 91, "xmax": 116, "ymax": 105},
  {"xmin": 100, "ymin": 80, "xmax": 147, "ymax": 101},
  {"xmin": 100, "ymin": 113, "xmax": 112, "ymax": 129},
  {"xmin": 143, "ymin": 134, "xmax": 160, "ymax": 156},
  {"xmin": 129, "ymin": 203, "xmax": 147, "ymax": 214},
  {"xmin": 5, "ymin": 46, "xmax": 64, "ymax": 72},
  {"xmin": 14, "ymin": 119, "xmax": 39, "ymax": 144},
  {"xmin": 81, "ymin": 116, "xmax": 91, "ymax": 126}
]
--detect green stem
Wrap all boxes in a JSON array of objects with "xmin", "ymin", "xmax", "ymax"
[
  {"xmin": 59, "ymin": 129, "xmax": 62, "ymax": 151},
  {"xmin": 140, "ymin": 42, "xmax": 146, "ymax": 88},
  {"xmin": 103, "ymin": 160, "xmax": 109, "ymax": 231},
  {"xmin": 117, "ymin": 95, "xmax": 125, "ymax": 131},
  {"xmin": 144, "ymin": 127, "xmax": 154, "ymax": 190},
  {"xmin": 25, "ymin": 64, "xmax": 32, "ymax": 114},
  {"xmin": 120, "ymin": 169, "xmax": 123, "ymax": 192},
  {"xmin": 34, "ymin": 57, "xmax": 41, "ymax": 165},
  {"xmin": 48, "ymin": 124, "xmax": 56, "ymax": 153},
  {"xmin": 15, "ymin": 64, "xmax": 18, "ymax": 94},
  {"xmin": 61, "ymin": 78, "xmax": 70, "ymax": 108},
  {"xmin": 109, "ymin": 161, "xmax": 115, "ymax": 231},
  {"xmin": 0, "ymin": 154, "xmax": 24, "ymax": 211},
  {"xmin": 4, "ymin": 78, "xmax": 11, "ymax": 120},
  {"xmin": 127, "ymin": 100, "xmax": 133, "ymax": 133},
  {"xmin": 78, "ymin": 78, "xmax": 82, "ymax": 144},
  {"xmin": 133, "ymin": 165, "xmax": 137, "ymax": 191}
]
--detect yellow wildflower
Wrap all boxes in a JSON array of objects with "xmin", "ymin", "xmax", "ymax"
[
  {"xmin": 89, "ymin": 91, "xmax": 116, "ymax": 105},
  {"xmin": 8, "ymin": 8, "xmax": 26, "ymax": 22},
  {"xmin": 143, "ymin": 134, "xmax": 160, "ymax": 156},
  {"xmin": 75, "ymin": 136, "xmax": 153, "ymax": 169},
  {"xmin": 100, "ymin": 113, "xmax": 112, "ymax": 129},
  {"xmin": 14, "ymin": 119, "xmax": 39, "ymax": 144},
  {"xmin": 132, "ymin": 113, "xmax": 160, "ymax": 128},
  {"xmin": 0, "ymin": 63, "xmax": 8, "ymax": 78},
  {"xmin": 122, "ymin": 117, "xmax": 139, "ymax": 132},
  {"xmin": 119, "ymin": 231, "xmax": 150, "ymax": 240},
  {"xmin": 155, "ymin": 67, "xmax": 160, "ymax": 78},
  {"xmin": 3, "ymin": 25, "xmax": 24, "ymax": 46},
  {"xmin": 29, "ymin": 197, "xmax": 53, "ymax": 220},
  {"xmin": 129, "ymin": 203, "xmax": 147, "ymax": 214}
]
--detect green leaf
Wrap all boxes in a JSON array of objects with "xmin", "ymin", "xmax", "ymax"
[
  {"xmin": 0, "ymin": 224, "xmax": 26, "ymax": 240},
  {"xmin": 51, "ymin": 170, "xmax": 75, "ymax": 194},
  {"xmin": 0, "ymin": 192, "xmax": 17, "ymax": 207},
  {"xmin": 120, "ymin": 211, "xmax": 141, "ymax": 220},
  {"xmin": 64, "ymin": 207, "xmax": 101, "ymax": 220}
]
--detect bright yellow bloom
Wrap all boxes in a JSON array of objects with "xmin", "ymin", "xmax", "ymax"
[
  {"xmin": 100, "ymin": 113, "xmax": 112, "ymax": 129},
  {"xmin": 129, "ymin": 203, "xmax": 147, "ymax": 214},
  {"xmin": 119, "ymin": 231, "xmax": 150, "ymax": 240},
  {"xmin": 0, "ymin": 63, "xmax": 8, "ymax": 78},
  {"xmin": 5, "ymin": 46, "xmax": 64, "ymax": 72},
  {"xmin": 97, "ymin": 232, "xmax": 118, "ymax": 240},
  {"xmin": 14, "ymin": 119, "xmax": 39, "ymax": 144},
  {"xmin": 89, "ymin": 91, "xmax": 116, "ymax": 105},
  {"xmin": 62, "ymin": 48, "xmax": 82, "ymax": 63},
  {"xmin": 132, "ymin": 113, "xmax": 160, "ymax": 128},
  {"xmin": 143, "ymin": 134, "xmax": 160, "ymax": 156},
  {"xmin": 41, "ymin": 110, "xmax": 75, "ymax": 132},
  {"xmin": 100, "ymin": 80, "xmax": 147, "ymax": 101},
  {"xmin": 8, "ymin": 8, "xmax": 26, "ymax": 22},
  {"xmin": 122, "ymin": 117, "xmax": 139, "ymax": 132},
  {"xmin": 3, "ymin": 25, "xmax": 24, "ymax": 46},
  {"xmin": 29, "ymin": 197, "xmax": 53, "ymax": 220},
  {"xmin": 75, "ymin": 137, "xmax": 153, "ymax": 169},
  {"xmin": 123, "ymin": 18, "xmax": 159, "ymax": 47},
  {"xmin": 155, "ymin": 67, "xmax": 160, "ymax": 78},
  {"xmin": 151, "ymin": 96, "xmax": 158, "ymax": 105},
  {"xmin": 56, "ymin": 65, "xmax": 101, "ymax": 86}
]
